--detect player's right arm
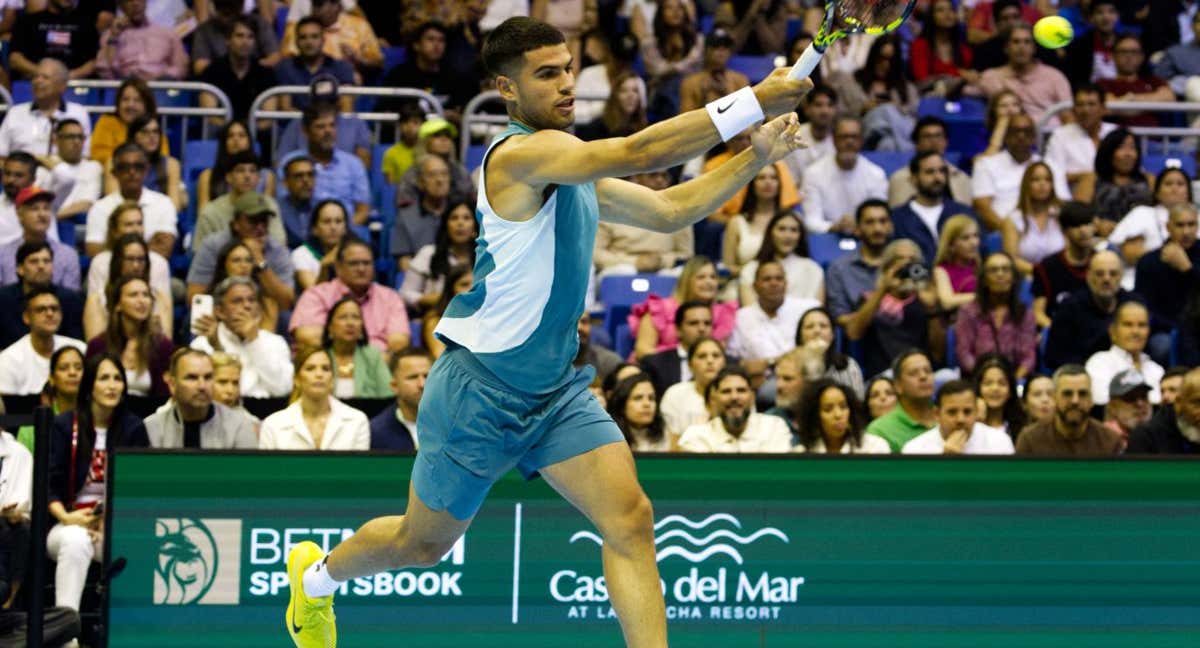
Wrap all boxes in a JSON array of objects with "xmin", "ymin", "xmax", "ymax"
[{"xmin": 495, "ymin": 70, "xmax": 812, "ymax": 188}]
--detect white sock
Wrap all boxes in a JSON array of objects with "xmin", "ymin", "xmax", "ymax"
[{"xmin": 302, "ymin": 557, "xmax": 343, "ymax": 598}]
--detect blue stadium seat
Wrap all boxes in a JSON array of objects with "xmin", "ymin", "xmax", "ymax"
[
  {"xmin": 599, "ymin": 274, "xmax": 677, "ymax": 343},
  {"xmin": 983, "ymin": 231, "xmax": 1003, "ymax": 255},
  {"xmin": 808, "ymin": 233, "xmax": 856, "ymax": 269},
  {"xmin": 727, "ymin": 55, "xmax": 777, "ymax": 84},
  {"xmin": 945, "ymin": 326, "xmax": 957, "ymax": 369},
  {"xmin": 1018, "ymin": 278, "xmax": 1032, "ymax": 307},
  {"xmin": 785, "ymin": 18, "xmax": 802, "ymax": 42},
  {"xmin": 382, "ymin": 46, "xmax": 407, "ymax": 75},
  {"xmin": 11, "ymin": 81, "xmax": 30, "ymax": 104},
  {"xmin": 614, "ymin": 323, "xmax": 634, "ymax": 360},
  {"xmin": 917, "ymin": 97, "xmax": 987, "ymax": 160},
  {"xmin": 862, "ymin": 151, "xmax": 912, "ymax": 176},
  {"xmin": 183, "ymin": 139, "xmax": 219, "ymax": 186},
  {"xmin": 465, "ymin": 144, "xmax": 487, "ymax": 172},
  {"xmin": 1143, "ymin": 154, "xmax": 1197, "ymax": 178},
  {"xmin": 410, "ymin": 319, "xmax": 423, "ymax": 349}
]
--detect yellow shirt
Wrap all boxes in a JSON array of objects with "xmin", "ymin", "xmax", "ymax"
[
  {"xmin": 90, "ymin": 114, "xmax": 169, "ymax": 165},
  {"xmin": 281, "ymin": 14, "xmax": 383, "ymax": 69},
  {"xmin": 382, "ymin": 142, "xmax": 417, "ymax": 185}
]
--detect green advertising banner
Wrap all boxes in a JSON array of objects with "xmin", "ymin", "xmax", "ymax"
[{"xmin": 109, "ymin": 452, "xmax": 1200, "ymax": 647}]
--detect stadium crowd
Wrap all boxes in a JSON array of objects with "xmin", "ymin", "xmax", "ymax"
[{"xmin": 1, "ymin": 0, "xmax": 1200, "ymax": 636}]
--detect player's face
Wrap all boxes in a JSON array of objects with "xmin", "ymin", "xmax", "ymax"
[{"xmin": 502, "ymin": 44, "xmax": 576, "ymax": 130}]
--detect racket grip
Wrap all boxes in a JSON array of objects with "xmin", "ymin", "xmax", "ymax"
[{"xmin": 788, "ymin": 44, "xmax": 824, "ymax": 80}]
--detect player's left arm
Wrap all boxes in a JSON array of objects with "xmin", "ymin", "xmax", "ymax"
[{"xmin": 597, "ymin": 114, "xmax": 805, "ymax": 233}]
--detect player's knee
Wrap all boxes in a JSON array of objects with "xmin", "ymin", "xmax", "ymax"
[
  {"xmin": 603, "ymin": 492, "xmax": 655, "ymax": 549},
  {"xmin": 408, "ymin": 540, "xmax": 455, "ymax": 568}
]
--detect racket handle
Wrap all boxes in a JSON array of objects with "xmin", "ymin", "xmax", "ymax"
[{"xmin": 788, "ymin": 44, "xmax": 824, "ymax": 80}]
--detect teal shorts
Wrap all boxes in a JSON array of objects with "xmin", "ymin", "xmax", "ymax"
[{"xmin": 412, "ymin": 345, "xmax": 624, "ymax": 520}]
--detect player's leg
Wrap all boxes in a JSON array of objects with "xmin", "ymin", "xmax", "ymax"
[{"xmin": 539, "ymin": 441, "xmax": 667, "ymax": 648}]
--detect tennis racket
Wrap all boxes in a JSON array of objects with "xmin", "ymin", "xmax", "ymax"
[{"xmin": 788, "ymin": 0, "xmax": 918, "ymax": 80}]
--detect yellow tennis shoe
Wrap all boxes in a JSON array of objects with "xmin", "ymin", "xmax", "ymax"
[{"xmin": 286, "ymin": 541, "xmax": 337, "ymax": 648}]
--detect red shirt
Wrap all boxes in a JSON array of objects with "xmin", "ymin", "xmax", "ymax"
[
  {"xmin": 909, "ymin": 37, "xmax": 974, "ymax": 82},
  {"xmin": 1097, "ymin": 76, "xmax": 1169, "ymax": 126}
]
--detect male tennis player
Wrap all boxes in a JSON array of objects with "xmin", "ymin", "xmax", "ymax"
[{"xmin": 286, "ymin": 17, "xmax": 812, "ymax": 648}]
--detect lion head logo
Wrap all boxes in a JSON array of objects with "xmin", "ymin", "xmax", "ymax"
[{"xmin": 154, "ymin": 518, "xmax": 219, "ymax": 605}]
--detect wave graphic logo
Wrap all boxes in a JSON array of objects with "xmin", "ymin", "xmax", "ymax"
[{"xmin": 570, "ymin": 513, "xmax": 788, "ymax": 565}]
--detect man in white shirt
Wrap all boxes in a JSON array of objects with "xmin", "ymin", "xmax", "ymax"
[
  {"xmin": 46, "ymin": 118, "xmax": 103, "ymax": 222},
  {"xmin": 0, "ymin": 419, "xmax": 33, "ymax": 599},
  {"xmin": 1085, "ymin": 301, "xmax": 1164, "ymax": 405},
  {"xmin": 1042, "ymin": 84, "xmax": 1117, "ymax": 196},
  {"xmin": 971, "ymin": 113, "xmax": 1070, "ymax": 232},
  {"xmin": 782, "ymin": 85, "xmax": 836, "ymax": 189},
  {"xmin": 678, "ymin": 367, "xmax": 793, "ymax": 453},
  {"xmin": 0, "ymin": 58, "xmax": 91, "ymax": 162},
  {"xmin": 727, "ymin": 260, "xmax": 818, "ymax": 380},
  {"xmin": 84, "ymin": 143, "xmax": 177, "ymax": 259},
  {"xmin": 0, "ymin": 152, "xmax": 58, "ymax": 248},
  {"xmin": 801, "ymin": 116, "xmax": 887, "ymax": 234},
  {"xmin": 0, "ymin": 286, "xmax": 86, "ymax": 396},
  {"xmin": 902, "ymin": 379, "xmax": 1016, "ymax": 454},
  {"xmin": 145, "ymin": 348, "xmax": 258, "ymax": 449},
  {"xmin": 190, "ymin": 276, "xmax": 294, "ymax": 398}
]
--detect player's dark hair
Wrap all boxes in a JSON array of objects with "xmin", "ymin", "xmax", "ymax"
[
  {"xmin": 482, "ymin": 17, "xmax": 566, "ymax": 78},
  {"xmin": 935, "ymin": 379, "xmax": 975, "ymax": 406}
]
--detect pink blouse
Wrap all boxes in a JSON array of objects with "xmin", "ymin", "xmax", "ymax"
[
  {"xmin": 628, "ymin": 294, "xmax": 738, "ymax": 355},
  {"xmin": 954, "ymin": 301, "xmax": 1038, "ymax": 375},
  {"xmin": 939, "ymin": 261, "xmax": 978, "ymax": 295}
]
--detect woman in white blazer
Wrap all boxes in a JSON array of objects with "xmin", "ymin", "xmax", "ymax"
[{"xmin": 259, "ymin": 347, "xmax": 370, "ymax": 450}]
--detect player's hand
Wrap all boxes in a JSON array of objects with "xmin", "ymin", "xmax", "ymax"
[
  {"xmin": 751, "ymin": 113, "xmax": 806, "ymax": 164},
  {"xmin": 753, "ymin": 68, "xmax": 813, "ymax": 117}
]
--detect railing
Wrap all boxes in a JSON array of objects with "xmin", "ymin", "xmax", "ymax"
[
  {"xmin": 459, "ymin": 90, "xmax": 610, "ymax": 164},
  {"xmin": 1036, "ymin": 100, "xmax": 1200, "ymax": 155}
]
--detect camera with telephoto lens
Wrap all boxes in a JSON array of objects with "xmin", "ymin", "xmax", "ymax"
[{"xmin": 897, "ymin": 262, "xmax": 929, "ymax": 282}]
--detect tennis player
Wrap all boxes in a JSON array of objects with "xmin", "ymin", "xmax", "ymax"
[{"xmin": 286, "ymin": 17, "xmax": 812, "ymax": 648}]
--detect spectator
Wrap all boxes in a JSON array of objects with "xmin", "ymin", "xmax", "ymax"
[
  {"xmin": 866, "ymin": 375, "xmax": 898, "ymax": 420},
  {"xmin": 277, "ymin": 156, "xmax": 320, "ymax": 251},
  {"xmin": 704, "ymin": 132, "xmax": 800, "ymax": 224},
  {"xmin": 909, "ymin": 0, "xmax": 977, "ymax": 95},
  {"xmin": 723, "ymin": 165, "xmax": 796, "ymax": 279},
  {"xmin": 420, "ymin": 264, "xmax": 472, "ymax": 357},
  {"xmin": 895, "ymin": 153, "xmax": 978, "ymax": 267},
  {"xmin": 273, "ymin": 90, "xmax": 373, "ymax": 171},
  {"xmin": 795, "ymin": 307, "xmax": 864, "ymax": 397},
  {"xmin": 88, "ymin": 78, "xmax": 166, "ymax": 166},
  {"xmin": 978, "ymin": 24, "xmax": 1072, "ymax": 126},
  {"xmin": 14, "ymin": 346, "xmax": 84, "ymax": 450},
  {"xmin": 280, "ymin": 102, "xmax": 370, "ymax": 225},
  {"xmin": 866, "ymin": 349, "xmax": 937, "ymax": 452},
  {"xmin": 576, "ymin": 72, "xmax": 649, "ymax": 141},
  {"xmin": 85, "ymin": 143, "xmax": 177, "ymax": 259},
  {"xmin": 1022, "ymin": 373, "xmax": 1055, "ymax": 427},
  {"xmin": 198, "ymin": 15, "xmax": 279, "ymax": 126},
  {"xmin": 678, "ymin": 28, "xmax": 748, "ymax": 115},
  {"xmin": 190, "ymin": 0, "xmax": 280, "ymax": 76},
  {"xmin": 293, "ymin": 199, "xmax": 349, "ymax": 290},
  {"xmin": 1086, "ymin": 301, "xmax": 1164, "ymax": 405},
  {"xmin": 96, "ymin": 0, "xmax": 188, "ymax": 80},
  {"xmin": 727, "ymin": 260, "xmax": 819, "ymax": 382},
  {"xmin": 782, "ymin": 85, "xmax": 837, "ymax": 189},
  {"xmin": 86, "ymin": 276, "xmax": 173, "ymax": 397},
  {"xmin": 1128, "ymin": 367, "xmax": 1200, "ymax": 454},
  {"xmin": 1113, "ymin": 169, "xmax": 1193, "ymax": 283},
  {"xmin": 574, "ymin": 314, "xmax": 622, "ymax": 385},
  {"xmin": 391, "ymin": 155, "xmax": 452, "ymax": 269},
  {"xmin": 1032, "ymin": 201, "xmax": 1097, "ymax": 328},
  {"xmin": 887, "ymin": 117, "xmax": 974, "ymax": 207},
  {"xmin": 394, "ymin": 118, "xmax": 474, "ymax": 209},
  {"xmin": 1135, "ymin": 204, "xmax": 1199, "ymax": 362},
  {"xmin": 794, "ymin": 378, "xmax": 890, "ymax": 454},
  {"xmin": 0, "ymin": 242, "xmax": 84, "ymax": 347},
  {"xmin": 1076, "ymin": 128, "xmax": 1155, "ymax": 229},
  {"xmin": 632, "ymin": 256, "xmax": 737, "ymax": 358},
  {"xmin": 46, "ymin": 352, "xmax": 149, "ymax": 612},
  {"xmin": 280, "ymin": 0, "xmax": 383, "ymax": 80},
  {"xmin": 967, "ymin": 0, "xmax": 1030, "ymax": 71},
  {"xmin": 999, "ymin": 162, "xmax": 1065, "ymax": 274},
  {"xmin": 608, "ymin": 372, "xmax": 672, "ymax": 452},
  {"xmin": 1015, "ymin": 364, "xmax": 1122, "ymax": 454},
  {"xmin": 209, "ymin": 352, "xmax": 259, "ymax": 428},
  {"xmin": 193, "ymin": 156, "xmax": 285, "ymax": 252},
  {"xmin": 9, "ymin": 1, "xmax": 100, "ymax": 80},
  {"xmin": 764, "ymin": 349, "xmax": 805, "ymax": 441},
  {"xmin": 380, "ymin": 21, "xmax": 478, "ymax": 119},
  {"xmin": 84, "ymin": 227, "xmax": 172, "ymax": 341},
  {"xmin": 593, "ymin": 170, "xmax": 693, "ymax": 278},
  {"xmin": 1102, "ymin": 368, "xmax": 1153, "ymax": 443},
  {"xmin": 801, "ymin": 116, "xmax": 888, "ymax": 234},
  {"xmin": 1098, "ymin": 35, "xmax": 1175, "ymax": 127},
  {"xmin": 45, "ymin": 119, "xmax": 103, "ymax": 223},
  {"xmin": 965, "ymin": 0, "xmax": 1041, "ymax": 46},
  {"xmin": 381, "ymin": 105, "xmax": 426, "ymax": 186},
  {"xmin": 103, "ymin": 115, "xmax": 185, "ymax": 212},
  {"xmin": 198, "ymin": 121, "xmax": 277, "ymax": 215},
  {"xmin": 144, "ymin": 349, "xmax": 258, "ymax": 449},
  {"xmin": 1045, "ymin": 250, "xmax": 1134, "ymax": 369},
  {"xmin": 842, "ymin": 240, "xmax": 938, "ymax": 378},
  {"xmin": 974, "ymin": 89, "xmax": 1023, "ymax": 162},
  {"xmin": 190, "ymin": 276, "xmax": 293, "ymax": 398},
  {"xmin": 902, "ymin": 379, "xmax": 1016, "ymax": 454},
  {"xmin": 713, "ymin": 0, "xmax": 788, "ymax": 55},
  {"xmin": 833, "ymin": 35, "xmax": 918, "ymax": 147},
  {"xmin": 660, "ymin": 337, "xmax": 726, "ymax": 439},
  {"xmin": 738, "ymin": 212, "xmax": 823, "ymax": 305},
  {"xmin": 259, "ymin": 346, "xmax": 371, "ymax": 450},
  {"xmin": 1160, "ymin": 366, "xmax": 1188, "ymax": 407},
  {"xmin": 0, "ymin": 287, "xmax": 85, "ymax": 396},
  {"xmin": 1043, "ymin": 85, "xmax": 1117, "ymax": 197},
  {"xmin": 827, "ymin": 199, "xmax": 893, "ymax": 323},
  {"xmin": 0, "ymin": 153, "xmax": 58, "ymax": 248},
  {"xmin": 1062, "ymin": 0, "xmax": 1120, "ymax": 83},
  {"xmin": 678, "ymin": 366, "xmax": 793, "ymax": 453},
  {"xmin": 274, "ymin": 15, "xmax": 356, "ymax": 113},
  {"xmin": 971, "ymin": 112, "xmax": 1069, "ymax": 233},
  {"xmin": 575, "ymin": 30, "xmax": 641, "ymax": 125},
  {"xmin": 1154, "ymin": 11, "xmax": 1200, "ymax": 98},
  {"xmin": 291, "ymin": 237, "xmax": 411, "ymax": 354},
  {"xmin": 973, "ymin": 354, "xmax": 1026, "ymax": 439},
  {"xmin": 955, "ymin": 251, "xmax": 1037, "ymax": 376},
  {"xmin": 369, "ymin": 349, "xmax": 431, "ymax": 451},
  {"xmin": 0, "ymin": 59, "xmax": 91, "ymax": 163},
  {"xmin": 318, "ymin": 296, "xmax": 392, "ymax": 399},
  {"xmin": 0, "ymin": 186, "xmax": 79, "ymax": 289},
  {"xmin": 639, "ymin": 300, "xmax": 713, "ymax": 398},
  {"xmin": 639, "ymin": 0, "xmax": 703, "ymax": 117}
]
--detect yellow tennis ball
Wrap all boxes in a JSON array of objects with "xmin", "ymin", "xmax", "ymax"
[{"xmin": 1033, "ymin": 16, "xmax": 1074, "ymax": 49}]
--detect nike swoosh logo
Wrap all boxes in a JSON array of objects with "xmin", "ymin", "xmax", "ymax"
[
  {"xmin": 291, "ymin": 593, "xmax": 303, "ymax": 634},
  {"xmin": 717, "ymin": 99, "xmax": 737, "ymax": 114}
]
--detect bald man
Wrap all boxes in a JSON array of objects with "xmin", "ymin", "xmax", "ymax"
[
  {"xmin": 1044, "ymin": 250, "xmax": 1140, "ymax": 370},
  {"xmin": 1127, "ymin": 368, "xmax": 1200, "ymax": 454}
]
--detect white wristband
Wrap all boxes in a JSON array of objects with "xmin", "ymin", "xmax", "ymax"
[{"xmin": 705, "ymin": 86, "xmax": 765, "ymax": 142}]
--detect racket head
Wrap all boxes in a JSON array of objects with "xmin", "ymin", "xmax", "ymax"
[{"xmin": 812, "ymin": 0, "xmax": 918, "ymax": 49}]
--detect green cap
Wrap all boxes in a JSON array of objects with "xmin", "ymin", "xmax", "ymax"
[{"xmin": 233, "ymin": 191, "xmax": 272, "ymax": 219}]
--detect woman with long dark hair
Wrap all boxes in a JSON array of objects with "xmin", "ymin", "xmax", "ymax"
[
  {"xmin": 723, "ymin": 164, "xmax": 787, "ymax": 279},
  {"xmin": 972, "ymin": 354, "xmax": 1026, "ymax": 440},
  {"xmin": 293, "ymin": 199, "xmax": 349, "ymax": 290},
  {"xmin": 840, "ymin": 35, "xmax": 917, "ymax": 118},
  {"xmin": 86, "ymin": 276, "xmax": 174, "ymax": 397},
  {"xmin": 795, "ymin": 307, "xmax": 864, "ymax": 397},
  {"xmin": 1077, "ymin": 128, "xmax": 1155, "ymax": 231},
  {"xmin": 954, "ymin": 252, "xmax": 1037, "ymax": 377},
  {"xmin": 640, "ymin": 0, "xmax": 702, "ymax": 116},
  {"xmin": 399, "ymin": 201, "xmax": 478, "ymax": 312},
  {"xmin": 909, "ymin": 0, "xmax": 977, "ymax": 93},
  {"xmin": 46, "ymin": 352, "xmax": 148, "ymax": 611},
  {"xmin": 84, "ymin": 231, "xmax": 172, "ymax": 340},
  {"xmin": 15, "ymin": 347, "xmax": 86, "ymax": 450},
  {"xmin": 737, "ymin": 211, "xmax": 823, "ymax": 304},
  {"xmin": 90, "ymin": 78, "xmax": 164, "ymax": 165},
  {"xmin": 793, "ymin": 379, "xmax": 889, "ymax": 453},
  {"xmin": 197, "ymin": 120, "xmax": 275, "ymax": 212},
  {"xmin": 607, "ymin": 372, "xmax": 671, "ymax": 452},
  {"xmin": 576, "ymin": 72, "xmax": 649, "ymax": 141},
  {"xmin": 323, "ymin": 297, "xmax": 393, "ymax": 399}
]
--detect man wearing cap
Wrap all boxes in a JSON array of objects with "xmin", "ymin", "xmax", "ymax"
[
  {"xmin": 84, "ymin": 143, "xmax": 177, "ymax": 259},
  {"xmin": 187, "ymin": 193, "xmax": 296, "ymax": 312},
  {"xmin": 1102, "ymin": 369, "xmax": 1153, "ymax": 444},
  {"xmin": 395, "ymin": 118, "xmax": 474, "ymax": 208},
  {"xmin": 679, "ymin": 29, "xmax": 750, "ymax": 115},
  {"xmin": 275, "ymin": 16, "xmax": 356, "ymax": 112},
  {"xmin": 193, "ymin": 151, "xmax": 286, "ymax": 253},
  {"xmin": 0, "ymin": 186, "xmax": 79, "ymax": 290},
  {"xmin": 1084, "ymin": 301, "xmax": 1164, "ymax": 406},
  {"xmin": 0, "ymin": 285, "xmax": 86, "ymax": 396},
  {"xmin": 1128, "ymin": 367, "xmax": 1200, "ymax": 454},
  {"xmin": 1015, "ymin": 364, "xmax": 1122, "ymax": 455},
  {"xmin": 391, "ymin": 154, "xmax": 452, "ymax": 269}
]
